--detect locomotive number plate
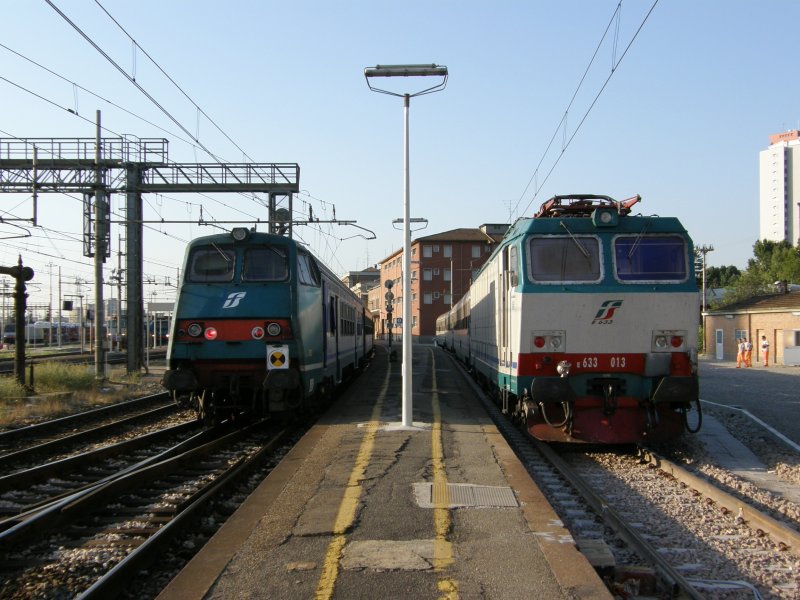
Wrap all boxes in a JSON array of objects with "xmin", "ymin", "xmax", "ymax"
[{"xmin": 570, "ymin": 353, "xmax": 644, "ymax": 372}]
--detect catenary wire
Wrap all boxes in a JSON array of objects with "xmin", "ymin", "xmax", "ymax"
[
  {"xmin": 513, "ymin": 0, "xmax": 658, "ymax": 220},
  {"xmin": 93, "ymin": 0, "xmax": 257, "ymax": 163}
]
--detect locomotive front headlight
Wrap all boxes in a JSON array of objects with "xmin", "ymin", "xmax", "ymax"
[
  {"xmin": 556, "ymin": 360, "xmax": 571, "ymax": 377},
  {"xmin": 266, "ymin": 322, "xmax": 282, "ymax": 337},
  {"xmin": 204, "ymin": 327, "xmax": 218, "ymax": 340},
  {"xmin": 231, "ymin": 227, "xmax": 250, "ymax": 241},
  {"xmin": 187, "ymin": 323, "xmax": 203, "ymax": 337},
  {"xmin": 654, "ymin": 335, "xmax": 668, "ymax": 349},
  {"xmin": 550, "ymin": 336, "xmax": 562, "ymax": 350}
]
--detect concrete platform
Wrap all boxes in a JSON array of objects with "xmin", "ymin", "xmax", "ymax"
[
  {"xmin": 697, "ymin": 413, "xmax": 800, "ymax": 504},
  {"xmin": 157, "ymin": 343, "xmax": 611, "ymax": 599}
]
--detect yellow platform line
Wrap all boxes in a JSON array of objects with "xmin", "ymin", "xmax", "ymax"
[
  {"xmin": 431, "ymin": 349, "xmax": 458, "ymax": 599},
  {"xmin": 315, "ymin": 360, "xmax": 390, "ymax": 600}
]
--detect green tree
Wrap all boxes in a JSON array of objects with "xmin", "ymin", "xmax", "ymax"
[
  {"xmin": 704, "ymin": 265, "xmax": 740, "ymax": 288},
  {"xmin": 721, "ymin": 240, "xmax": 800, "ymax": 305}
]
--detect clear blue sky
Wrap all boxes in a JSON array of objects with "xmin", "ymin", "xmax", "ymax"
[{"xmin": 2, "ymin": 1, "xmax": 799, "ymax": 311}]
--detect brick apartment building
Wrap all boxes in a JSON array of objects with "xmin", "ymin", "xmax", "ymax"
[{"xmin": 377, "ymin": 225, "xmax": 508, "ymax": 343}]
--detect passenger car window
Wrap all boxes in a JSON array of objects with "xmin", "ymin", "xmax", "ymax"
[
  {"xmin": 527, "ymin": 236, "xmax": 601, "ymax": 282},
  {"xmin": 614, "ymin": 235, "xmax": 687, "ymax": 281},
  {"xmin": 242, "ymin": 246, "xmax": 288, "ymax": 281},
  {"xmin": 187, "ymin": 246, "xmax": 235, "ymax": 282}
]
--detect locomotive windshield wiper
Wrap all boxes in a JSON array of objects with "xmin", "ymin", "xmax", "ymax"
[
  {"xmin": 211, "ymin": 242, "xmax": 232, "ymax": 262},
  {"xmin": 559, "ymin": 221, "xmax": 589, "ymax": 258},
  {"xmin": 628, "ymin": 218, "xmax": 652, "ymax": 258}
]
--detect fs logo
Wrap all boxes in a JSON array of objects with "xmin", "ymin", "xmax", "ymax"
[
  {"xmin": 592, "ymin": 300, "xmax": 623, "ymax": 324},
  {"xmin": 222, "ymin": 292, "xmax": 247, "ymax": 309}
]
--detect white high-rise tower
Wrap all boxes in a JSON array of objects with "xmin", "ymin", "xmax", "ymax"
[{"xmin": 759, "ymin": 130, "xmax": 800, "ymax": 245}]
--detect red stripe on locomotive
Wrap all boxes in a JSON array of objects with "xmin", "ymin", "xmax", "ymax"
[{"xmin": 516, "ymin": 352, "xmax": 693, "ymax": 377}]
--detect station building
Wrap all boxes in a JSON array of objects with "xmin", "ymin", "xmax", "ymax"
[
  {"xmin": 703, "ymin": 284, "xmax": 800, "ymax": 365},
  {"xmin": 376, "ymin": 225, "xmax": 508, "ymax": 343}
]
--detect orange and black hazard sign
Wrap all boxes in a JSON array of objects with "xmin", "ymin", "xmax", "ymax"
[{"xmin": 267, "ymin": 345, "xmax": 289, "ymax": 370}]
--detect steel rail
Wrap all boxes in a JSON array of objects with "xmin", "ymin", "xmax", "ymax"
[
  {"xmin": 0, "ymin": 420, "xmax": 199, "ymax": 511},
  {"xmin": 640, "ymin": 447, "xmax": 800, "ymax": 557},
  {"xmin": 533, "ymin": 440, "xmax": 705, "ymax": 600},
  {"xmin": 0, "ymin": 423, "xmax": 216, "ymax": 535},
  {"xmin": 0, "ymin": 400, "xmax": 176, "ymax": 469},
  {"xmin": 77, "ymin": 426, "xmax": 292, "ymax": 599},
  {"xmin": 0, "ymin": 391, "xmax": 170, "ymax": 443},
  {"xmin": 0, "ymin": 418, "xmax": 268, "ymax": 548}
]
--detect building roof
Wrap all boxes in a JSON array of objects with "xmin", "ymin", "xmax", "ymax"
[
  {"xmin": 418, "ymin": 228, "xmax": 502, "ymax": 243},
  {"xmin": 706, "ymin": 290, "xmax": 800, "ymax": 314},
  {"xmin": 379, "ymin": 226, "xmax": 508, "ymax": 263}
]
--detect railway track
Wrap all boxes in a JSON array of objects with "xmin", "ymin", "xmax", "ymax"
[
  {"xmin": 0, "ymin": 418, "xmax": 294, "ymax": 599},
  {"xmin": 0, "ymin": 393, "xmax": 181, "ymax": 467},
  {"xmin": 0, "ymin": 418, "xmax": 204, "ymax": 529},
  {"xmin": 0, "ymin": 349, "xmax": 167, "ymax": 376},
  {"xmin": 448, "ymin": 351, "xmax": 800, "ymax": 599}
]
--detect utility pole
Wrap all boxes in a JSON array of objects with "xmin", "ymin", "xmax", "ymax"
[
  {"xmin": 696, "ymin": 244, "xmax": 714, "ymax": 310},
  {"xmin": 57, "ymin": 266, "xmax": 62, "ymax": 347},
  {"xmin": 94, "ymin": 110, "xmax": 107, "ymax": 379},
  {"xmin": 46, "ymin": 262, "xmax": 54, "ymax": 345}
]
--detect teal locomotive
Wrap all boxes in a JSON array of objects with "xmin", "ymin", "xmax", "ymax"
[
  {"xmin": 163, "ymin": 227, "xmax": 373, "ymax": 424},
  {"xmin": 436, "ymin": 194, "xmax": 701, "ymax": 444}
]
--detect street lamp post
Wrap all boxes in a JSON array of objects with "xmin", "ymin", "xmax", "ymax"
[{"xmin": 365, "ymin": 63, "xmax": 447, "ymax": 427}]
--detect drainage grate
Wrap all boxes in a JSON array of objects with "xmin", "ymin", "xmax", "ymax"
[{"xmin": 413, "ymin": 483, "xmax": 519, "ymax": 509}]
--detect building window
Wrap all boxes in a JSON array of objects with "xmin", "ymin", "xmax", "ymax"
[
  {"xmin": 433, "ymin": 245, "xmax": 439, "ymax": 253},
  {"xmin": 443, "ymin": 245, "xmax": 452, "ymax": 258},
  {"xmin": 424, "ymin": 293, "xmax": 433, "ymax": 304},
  {"xmin": 412, "ymin": 315, "xmax": 418, "ymax": 328},
  {"xmin": 444, "ymin": 293, "xmax": 452, "ymax": 305},
  {"xmin": 423, "ymin": 245, "xmax": 433, "ymax": 258},
  {"xmin": 472, "ymin": 245, "xmax": 481, "ymax": 258},
  {"xmin": 444, "ymin": 268, "xmax": 451, "ymax": 281},
  {"xmin": 423, "ymin": 269, "xmax": 433, "ymax": 281}
]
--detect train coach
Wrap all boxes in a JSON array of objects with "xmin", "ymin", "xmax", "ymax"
[
  {"xmin": 162, "ymin": 227, "xmax": 373, "ymax": 424},
  {"xmin": 437, "ymin": 194, "xmax": 701, "ymax": 444}
]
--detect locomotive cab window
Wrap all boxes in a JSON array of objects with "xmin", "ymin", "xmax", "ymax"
[
  {"xmin": 242, "ymin": 246, "xmax": 288, "ymax": 281},
  {"xmin": 614, "ymin": 235, "xmax": 687, "ymax": 282},
  {"xmin": 187, "ymin": 246, "xmax": 235, "ymax": 282},
  {"xmin": 527, "ymin": 235, "xmax": 601, "ymax": 282},
  {"xmin": 297, "ymin": 251, "xmax": 321, "ymax": 286}
]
